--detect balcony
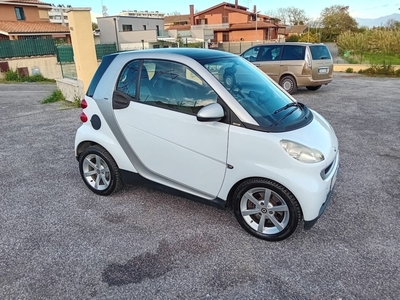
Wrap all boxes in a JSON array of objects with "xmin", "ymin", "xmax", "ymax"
[{"xmin": 191, "ymin": 23, "xmax": 229, "ymax": 30}]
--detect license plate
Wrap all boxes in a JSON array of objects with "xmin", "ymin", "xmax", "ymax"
[{"xmin": 318, "ymin": 67, "xmax": 328, "ymax": 74}]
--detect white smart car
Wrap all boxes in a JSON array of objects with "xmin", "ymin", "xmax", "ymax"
[{"xmin": 75, "ymin": 48, "xmax": 339, "ymax": 241}]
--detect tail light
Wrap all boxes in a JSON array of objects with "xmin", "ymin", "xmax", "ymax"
[
  {"xmin": 81, "ymin": 99, "xmax": 87, "ymax": 109},
  {"xmin": 80, "ymin": 112, "xmax": 88, "ymax": 122},
  {"xmin": 305, "ymin": 48, "xmax": 312, "ymax": 69}
]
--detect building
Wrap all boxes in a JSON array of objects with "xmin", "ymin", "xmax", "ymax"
[
  {"xmin": 97, "ymin": 15, "xmax": 165, "ymax": 50},
  {"xmin": 164, "ymin": 14, "xmax": 191, "ymax": 30},
  {"xmin": 0, "ymin": 0, "xmax": 70, "ymax": 41},
  {"xmin": 119, "ymin": 10, "xmax": 165, "ymax": 19},
  {"xmin": 285, "ymin": 25, "xmax": 308, "ymax": 37},
  {"xmin": 97, "ymin": 14, "xmax": 213, "ymax": 50},
  {"xmin": 48, "ymin": 4, "xmax": 72, "ymax": 26},
  {"xmin": 190, "ymin": 1, "xmax": 284, "ymax": 42}
]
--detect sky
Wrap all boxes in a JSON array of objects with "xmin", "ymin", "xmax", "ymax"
[{"xmin": 60, "ymin": 0, "xmax": 400, "ymax": 19}]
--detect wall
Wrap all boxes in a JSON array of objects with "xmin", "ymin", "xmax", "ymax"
[
  {"xmin": 204, "ymin": 13, "xmax": 222, "ymax": 24},
  {"xmin": 119, "ymin": 30, "xmax": 158, "ymax": 43},
  {"xmin": 4, "ymin": 56, "xmax": 62, "ymax": 79},
  {"xmin": 230, "ymin": 29, "xmax": 261, "ymax": 41},
  {"xmin": 97, "ymin": 18, "xmax": 116, "ymax": 44},
  {"xmin": 0, "ymin": 5, "xmax": 42, "ymax": 22},
  {"xmin": 229, "ymin": 12, "xmax": 248, "ymax": 23}
]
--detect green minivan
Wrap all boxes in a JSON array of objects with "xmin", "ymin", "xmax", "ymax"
[{"xmin": 241, "ymin": 42, "xmax": 334, "ymax": 94}]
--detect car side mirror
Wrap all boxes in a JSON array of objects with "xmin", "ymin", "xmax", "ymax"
[{"xmin": 197, "ymin": 103, "xmax": 224, "ymax": 122}]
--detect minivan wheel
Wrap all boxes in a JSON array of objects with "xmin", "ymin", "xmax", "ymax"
[
  {"xmin": 233, "ymin": 178, "xmax": 302, "ymax": 241},
  {"xmin": 79, "ymin": 146, "xmax": 123, "ymax": 196},
  {"xmin": 279, "ymin": 75, "xmax": 297, "ymax": 94},
  {"xmin": 306, "ymin": 85, "xmax": 322, "ymax": 91}
]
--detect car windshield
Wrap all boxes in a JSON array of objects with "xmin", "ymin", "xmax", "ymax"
[{"xmin": 200, "ymin": 56, "xmax": 304, "ymax": 128}]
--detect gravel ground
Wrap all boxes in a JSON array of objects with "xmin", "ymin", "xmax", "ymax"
[{"xmin": 0, "ymin": 74, "xmax": 399, "ymax": 300}]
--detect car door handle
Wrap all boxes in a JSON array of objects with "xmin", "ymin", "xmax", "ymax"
[{"xmin": 112, "ymin": 91, "xmax": 131, "ymax": 109}]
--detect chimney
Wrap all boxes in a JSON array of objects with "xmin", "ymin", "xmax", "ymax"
[
  {"xmin": 253, "ymin": 5, "xmax": 256, "ymax": 13},
  {"xmin": 190, "ymin": 5, "xmax": 194, "ymax": 26},
  {"xmin": 235, "ymin": 0, "xmax": 238, "ymax": 8}
]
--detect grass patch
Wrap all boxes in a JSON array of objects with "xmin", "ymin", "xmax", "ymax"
[
  {"xmin": 72, "ymin": 95, "xmax": 81, "ymax": 108},
  {"xmin": 347, "ymin": 53, "xmax": 400, "ymax": 65},
  {"xmin": 1, "ymin": 69, "xmax": 56, "ymax": 83},
  {"xmin": 42, "ymin": 89, "xmax": 66, "ymax": 104},
  {"xmin": 358, "ymin": 62, "xmax": 400, "ymax": 77}
]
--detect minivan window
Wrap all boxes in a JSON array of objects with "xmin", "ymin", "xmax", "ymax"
[
  {"xmin": 309, "ymin": 45, "xmax": 332, "ymax": 60},
  {"xmin": 242, "ymin": 47, "xmax": 260, "ymax": 62},
  {"xmin": 259, "ymin": 46, "xmax": 282, "ymax": 61},
  {"xmin": 282, "ymin": 45, "xmax": 306, "ymax": 60}
]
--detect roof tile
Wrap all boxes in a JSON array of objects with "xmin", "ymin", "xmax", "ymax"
[{"xmin": 0, "ymin": 20, "xmax": 70, "ymax": 34}]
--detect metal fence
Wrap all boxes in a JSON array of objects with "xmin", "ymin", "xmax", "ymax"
[
  {"xmin": 0, "ymin": 39, "xmax": 56, "ymax": 59},
  {"xmin": 56, "ymin": 43, "xmax": 117, "ymax": 63},
  {"xmin": 55, "ymin": 43, "xmax": 117, "ymax": 79}
]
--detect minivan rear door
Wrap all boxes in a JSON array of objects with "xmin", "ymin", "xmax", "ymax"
[
  {"xmin": 308, "ymin": 45, "xmax": 333, "ymax": 80},
  {"xmin": 280, "ymin": 45, "xmax": 307, "ymax": 77}
]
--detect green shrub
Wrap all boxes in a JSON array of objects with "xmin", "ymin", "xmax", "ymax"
[
  {"xmin": 73, "ymin": 95, "xmax": 81, "ymax": 108},
  {"xmin": 286, "ymin": 35, "xmax": 299, "ymax": 42},
  {"xmin": 5, "ymin": 69, "xmax": 19, "ymax": 81},
  {"xmin": 345, "ymin": 68, "xmax": 354, "ymax": 73},
  {"xmin": 42, "ymin": 89, "xmax": 66, "ymax": 104},
  {"xmin": 3, "ymin": 69, "xmax": 55, "ymax": 82},
  {"xmin": 356, "ymin": 63, "xmax": 399, "ymax": 77}
]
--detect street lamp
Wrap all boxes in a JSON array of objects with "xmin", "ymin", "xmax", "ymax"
[{"xmin": 255, "ymin": 11, "xmax": 260, "ymax": 41}]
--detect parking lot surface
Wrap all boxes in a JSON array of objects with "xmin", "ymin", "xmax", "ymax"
[{"xmin": 0, "ymin": 74, "xmax": 399, "ymax": 300}]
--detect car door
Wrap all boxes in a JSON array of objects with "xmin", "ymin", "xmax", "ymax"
[
  {"xmin": 112, "ymin": 59, "xmax": 229, "ymax": 198},
  {"xmin": 308, "ymin": 45, "xmax": 334, "ymax": 80},
  {"xmin": 280, "ymin": 45, "xmax": 306, "ymax": 77},
  {"xmin": 252, "ymin": 45, "xmax": 283, "ymax": 82}
]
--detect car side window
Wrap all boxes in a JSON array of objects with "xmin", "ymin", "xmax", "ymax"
[
  {"xmin": 282, "ymin": 45, "xmax": 306, "ymax": 60},
  {"xmin": 242, "ymin": 47, "xmax": 260, "ymax": 62},
  {"xmin": 259, "ymin": 46, "xmax": 282, "ymax": 61},
  {"xmin": 116, "ymin": 60, "xmax": 140, "ymax": 98},
  {"xmin": 140, "ymin": 60, "xmax": 218, "ymax": 115}
]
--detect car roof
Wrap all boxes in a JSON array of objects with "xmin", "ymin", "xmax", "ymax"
[
  {"xmin": 251, "ymin": 42, "xmax": 326, "ymax": 46},
  {"xmin": 114, "ymin": 48, "xmax": 236, "ymax": 62}
]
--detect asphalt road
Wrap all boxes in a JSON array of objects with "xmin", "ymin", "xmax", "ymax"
[{"xmin": 0, "ymin": 74, "xmax": 399, "ymax": 300}]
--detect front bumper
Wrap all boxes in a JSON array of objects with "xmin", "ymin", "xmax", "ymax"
[{"xmin": 304, "ymin": 164, "xmax": 339, "ymax": 230}]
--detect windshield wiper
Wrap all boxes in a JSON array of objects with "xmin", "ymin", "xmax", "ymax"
[
  {"xmin": 272, "ymin": 106, "xmax": 299, "ymax": 127},
  {"xmin": 274, "ymin": 102, "xmax": 299, "ymax": 114}
]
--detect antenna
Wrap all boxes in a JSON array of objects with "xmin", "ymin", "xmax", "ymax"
[{"xmin": 101, "ymin": 0, "xmax": 108, "ymax": 17}]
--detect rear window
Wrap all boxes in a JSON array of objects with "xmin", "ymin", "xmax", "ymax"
[{"xmin": 309, "ymin": 45, "xmax": 332, "ymax": 60}]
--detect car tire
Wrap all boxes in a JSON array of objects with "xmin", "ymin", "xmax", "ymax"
[
  {"xmin": 306, "ymin": 85, "xmax": 322, "ymax": 91},
  {"xmin": 79, "ymin": 145, "xmax": 123, "ymax": 196},
  {"xmin": 279, "ymin": 75, "xmax": 297, "ymax": 94},
  {"xmin": 233, "ymin": 178, "xmax": 302, "ymax": 241}
]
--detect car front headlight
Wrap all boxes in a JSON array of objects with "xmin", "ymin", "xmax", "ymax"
[{"xmin": 280, "ymin": 140, "xmax": 324, "ymax": 163}]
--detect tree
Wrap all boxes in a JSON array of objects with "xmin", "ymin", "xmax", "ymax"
[
  {"xmin": 265, "ymin": 7, "xmax": 308, "ymax": 25},
  {"xmin": 384, "ymin": 19, "xmax": 400, "ymax": 30},
  {"xmin": 320, "ymin": 5, "xmax": 358, "ymax": 42},
  {"xmin": 170, "ymin": 11, "xmax": 181, "ymax": 15},
  {"xmin": 298, "ymin": 32, "xmax": 319, "ymax": 43},
  {"xmin": 92, "ymin": 22, "xmax": 98, "ymax": 31}
]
